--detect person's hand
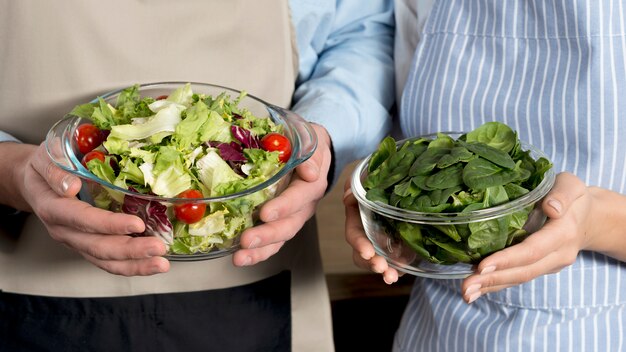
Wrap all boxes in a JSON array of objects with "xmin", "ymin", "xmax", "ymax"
[
  {"xmin": 232, "ymin": 124, "xmax": 332, "ymax": 266},
  {"xmin": 461, "ymin": 172, "xmax": 591, "ymax": 303},
  {"xmin": 8, "ymin": 142, "xmax": 169, "ymax": 276},
  {"xmin": 343, "ymin": 175, "xmax": 401, "ymax": 284}
]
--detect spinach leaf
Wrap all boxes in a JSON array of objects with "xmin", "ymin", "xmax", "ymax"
[
  {"xmin": 463, "ymin": 158, "xmax": 526, "ymax": 190},
  {"xmin": 437, "ymin": 146, "xmax": 474, "ymax": 168},
  {"xmin": 460, "ymin": 140, "xmax": 516, "ymax": 169},
  {"xmin": 365, "ymin": 188, "xmax": 389, "ymax": 204},
  {"xmin": 409, "ymin": 147, "xmax": 450, "ymax": 176},
  {"xmin": 425, "ymin": 163, "xmax": 464, "ymax": 190},
  {"xmin": 368, "ymin": 136, "xmax": 396, "ymax": 173},
  {"xmin": 429, "ymin": 238, "xmax": 475, "ymax": 263},
  {"xmin": 465, "ymin": 121, "xmax": 516, "ymax": 153}
]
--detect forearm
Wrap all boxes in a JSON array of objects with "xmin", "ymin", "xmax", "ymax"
[
  {"xmin": 585, "ymin": 186, "xmax": 626, "ymax": 261},
  {"xmin": 0, "ymin": 142, "xmax": 36, "ymax": 212},
  {"xmin": 291, "ymin": 1, "xmax": 395, "ymax": 185}
]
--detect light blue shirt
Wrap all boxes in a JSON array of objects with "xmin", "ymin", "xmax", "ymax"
[
  {"xmin": 0, "ymin": 1, "xmax": 396, "ymax": 183},
  {"xmin": 289, "ymin": 0, "xmax": 395, "ymax": 180}
]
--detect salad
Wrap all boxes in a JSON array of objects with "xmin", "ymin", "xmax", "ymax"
[
  {"xmin": 68, "ymin": 83, "xmax": 292, "ymax": 255},
  {"xmin": 363, "ymin": 122, "xmax": 553, "ymax": 265}
]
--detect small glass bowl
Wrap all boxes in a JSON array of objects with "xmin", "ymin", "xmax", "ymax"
[
  {"xmin": 351, "ymin": 134, "xmax": 556, "ymax": 279},
  {"xmin": 45, "ymin": 82, "xmax": 317, "ymax": 261}
]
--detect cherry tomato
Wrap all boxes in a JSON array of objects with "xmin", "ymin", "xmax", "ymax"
[
  {"xmin": 260, "ymin": 132, "xmax": 292, "ymax": 163},
  {"xmin": 174, "ymin": 189, "xmax": 206, "ymax": 224},
  {"xmin": 81, "ymin": 150, "xmax": 106, "ymax": 168},
  {"xmin": 75, "ymin": 123, "xmax": 105, "ymax": 154}
]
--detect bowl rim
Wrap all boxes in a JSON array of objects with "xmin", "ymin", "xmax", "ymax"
[
  {"xmin": 47, "ymin": 81, "xmax": 313, "ymax": 202},
  {"xmin": 351, "ymin": 132, "xmax": 556, "ymax": 225}
]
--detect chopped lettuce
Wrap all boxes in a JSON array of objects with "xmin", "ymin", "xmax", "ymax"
[
  {"xmin": 196, "ymin": 149, "xmax": 243, "ymax": 196},
  {"xmin": 72, "ymin": 83, "xmax": 289, "ymax": 256},
  {"xmin": 149, "ymin": 146, "xmax": 192, "ymax": 197},
  {"xmin": 109, "ymin": 103, "xmax": 184, "ymax": 141}
]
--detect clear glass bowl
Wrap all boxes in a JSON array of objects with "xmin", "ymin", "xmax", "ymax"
[
  {"xmin": 45, "ymin": 82, "xmax": 317, "ymax": 261},
  {"xmin": 351, "ymin": 134, "xmax": 556, "ymax": 279}
]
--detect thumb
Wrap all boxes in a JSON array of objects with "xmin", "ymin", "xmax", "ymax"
[
  {"xmin": 34, "ymin": 143, "xmax": 82, "ymax": 197},
  {"xmin": 541, "ymin": 172, "xmax": 586, "ymax": 219}
]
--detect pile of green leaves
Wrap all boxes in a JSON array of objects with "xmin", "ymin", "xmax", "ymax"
[{"xmin": 364, "ymin": 122, "xmax": 552, "ymax": 265}]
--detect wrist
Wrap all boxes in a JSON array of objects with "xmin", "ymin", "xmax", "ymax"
[
  {"xmin": 583, "ymin": 186, "xmax": 626, "ymax": 260},
  {"xmin": 0, "ymin": 142, "xmax": 36, "ymax": 211}
]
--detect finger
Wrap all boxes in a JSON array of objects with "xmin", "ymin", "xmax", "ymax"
[
  {"xmin": 32, "ymin": 144, "xmax": 82, "ymax": 197},
  {"xmin": 294, "ymin": 125, "xmax": 332, "ymax": 182},
  {"xmin": 475, "ymin": 218, "xmax": 578, "ymax": 273},
  {"xmin": 352, "ymin": 250, "xmax": 373, "ymax": 270},
  {"xmin": 343, "ymin": 174, "xmax": 351, "ymax": 192},
  {"xmin": 461, "ymin": 280, "xmax": 514, "ymax": 303},
  {"xmin": 369, "ymin": 254, "xmax": 391, "ymax": 274},
  {"xmin": 259, "ymin": 176, "xmax": 325, "ymax": 223},
  {"xmin": 40, "ymin": 197, "xmax": 145, "ymax": 235},
  {"xmin": 241, "ymin": 204, "xmax": 315, "ymax": 248},
  {"xmin": 478, "ymin": 283, "xmax": 515, "ymax": 295},
  {"xmin": 344, "ymin": 189, "xmax": 375, "ymax": 260},
  {"xmin": 82, "ymin": 252, "xmax": 170, "ymax": 276},
  {"xmin": 232, "ymin": 241, "xmax": 284, "ymax": 266},
  {"xmin": 351, "ymin": 250, "xmax": 383, "ymax": 272},
  {"xmin": 351, "ymin": 251, "xmax": 399, "ymax": 284},
  {"xmin": 295, "ymin": 157, "xmax": 322, "ymax": 183},
  {"xmin": 541, "ymin": 172, "xmax": 586, "ymax": 219},
  {"xmin": 382, "ymin": 268, "xmax": 400, "ymax": 285},
  {"xmin": 463, "ymin": 250, "xmax": 573, "ymax": 299},
  {"xmin": 49, "ymin": 226, "xmax": 166, "ymax": 261},
  {"xmin": 294, "ymin": 143, "xmax": 329, "ymax": 183}
]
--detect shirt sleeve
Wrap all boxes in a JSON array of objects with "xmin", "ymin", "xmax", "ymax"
[
  {"xmin": 0, "ymin": 131, "xmax": 21, "ymax": 143},
  {"xmin": 289, "ymin": 0, "xmax": 395, "ymax": 185},
  {"xmin": 0, "ymin": 131, "xmax": 23, "ymax": 218}
]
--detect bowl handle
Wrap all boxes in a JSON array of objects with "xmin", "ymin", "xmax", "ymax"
[
  {"xmin": 45, "ymin": 115, "xmax": 82, "ymax": 173},
  {"xmin": 272, "ymin": 106, "xmax": 318, "ymax": 164}
]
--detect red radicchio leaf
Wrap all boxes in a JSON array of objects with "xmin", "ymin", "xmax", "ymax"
[
  {"xmin": 231, "ymin": 125, "xmax": 260, "ymax": 149},
  {"xmin": 207, "ymin": 141, "xmax": 247, "ymax": 176},
  {"xmin": 209, "ymin": 141, "xmax": 247, "ymax": 162},
  {"xmin": 122, "ymin": 188, "xmax": 173, "ymax": 245}
]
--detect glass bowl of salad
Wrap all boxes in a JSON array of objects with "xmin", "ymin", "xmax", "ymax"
[
  {"xmin": 45, "ymin": 82, "xmax": 317, "ymax": 261},
  {"xmin": 350, "ymin": 122, "xmax": 556, "ymax": 279}
]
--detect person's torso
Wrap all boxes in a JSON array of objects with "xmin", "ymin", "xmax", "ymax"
[
  {"xmin": 0, "ymin": 0, "xmax": 300, "ymax": 296},
  {"xmin": 396, "ymin": 1, "xmax": 626, "ymax": 350}
]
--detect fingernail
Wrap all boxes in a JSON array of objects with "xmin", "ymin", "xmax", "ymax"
[
  {"xmin": 62, "ymin": 175, "xmax": 73, "ymax": 193},
  {"xmin": 241, "ymin": 256, "xmax": 252, "ymax": 266},
  {"xmin": 343, "ymin": 188, "xmax": 353, "ymax": 201},
  {"xmin": 265, "ymin": 210, "xmax": 279, "ymax": 222},
  {"xmin": 467, "ymin": 291, "xmax": 481, "ymax": 304},
  {"xmin": 249, "ymin": 237, "xmax": 260, "ymax": 249},
  {"xmin": 481, "ymin": 266, "xmax": 496, "ymax": 275},
  {"xmin": 548, "ymin": 199, "xmax": 562, "ymax": 214},
  {"xmin": 127, "ymin": 224, "xmax": 143, "ymax": 234},
  {"xmin": 464, "ymin": 283, "xmax": 481, "ymax": 296},
  {"xmin": 151, "ymin": 258, "xmax": 168, "ymax": 274}
]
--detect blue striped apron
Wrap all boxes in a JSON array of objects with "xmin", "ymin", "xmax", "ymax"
[{"xmin": 396, "ymin": 1, "xmax": 626, "ymax": 351}]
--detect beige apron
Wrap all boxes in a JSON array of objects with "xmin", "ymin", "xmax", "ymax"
[{"xmin": 0, "ymin": 1, "xmax": 333, "ymax": 351}]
